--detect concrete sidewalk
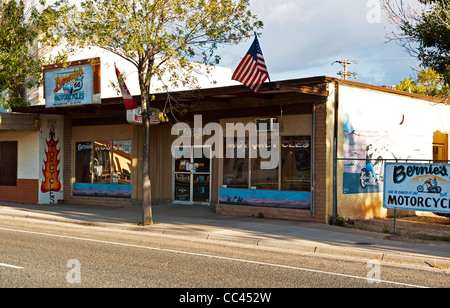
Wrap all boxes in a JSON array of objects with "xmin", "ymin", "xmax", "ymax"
[{"xmin": 0, "ymin": 202, "xmax": 449, "ymax": 270}]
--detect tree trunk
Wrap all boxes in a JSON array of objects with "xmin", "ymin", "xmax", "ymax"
[{"xmin": 141, "ymin": 94, "xmax": 153, "ymax": 226}]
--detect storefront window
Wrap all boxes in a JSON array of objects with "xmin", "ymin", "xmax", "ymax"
[
  {"xmin": 281, "ymin": 136, "xmax": 311, "ymax": 192},
  {"xmin": 112, "ymin": 140, "xmax": 132, "ymax": 185},
  {"xmin": 251, "ymin": 155, "xmax": 279, "ymax": 190},
  {"xmin": 250, "ymin": 135, "xmax": 279, "ymax": 190},
  {"xmin": 222, "ymin": 136, "xmax": 311, "ymax": 193},
  {"xmin": 75, "ymin": 140, "xmax": 132, "ymax": 185},
  {"xmin": 93, "ymin": 141, "xmax": 112, "ymax": 184},
  {"xmin": 223, "ymin": 139, "xmax": 249, "ymax": 189},
  {"xmin": 75, "ymin": 142, "xmax": 92, "ymax": 183}
]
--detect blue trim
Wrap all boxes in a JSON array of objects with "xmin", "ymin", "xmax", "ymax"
[
  {"xmin": 73, "ymin": 183, "xmax": 132, "ymax": 198},
  {"xmin": 219, "ymin": 188, "xmax": 311, "ymax": 210}
]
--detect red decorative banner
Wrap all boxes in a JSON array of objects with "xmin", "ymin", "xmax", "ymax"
[{"xmin": 41, "ymin": 125, "xmax": 62, "ymax": 193}]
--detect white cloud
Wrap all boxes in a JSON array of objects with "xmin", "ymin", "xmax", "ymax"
[
  {"xmin": 40, "ymin": 0, "xmax": 422, "ymax": 87},
  {"xmin": 220, "ymin": 0, "xmax": 420, "ymax": 86}
]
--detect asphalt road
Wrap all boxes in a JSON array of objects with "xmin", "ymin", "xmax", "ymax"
[{"xmin": 0, "ymin": 216, "xmax": 448, "ymax": 291}]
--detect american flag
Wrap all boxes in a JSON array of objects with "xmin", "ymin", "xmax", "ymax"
[{"xmin": 232, "ymin": 35, "xmax": 269, "ymax": 93}]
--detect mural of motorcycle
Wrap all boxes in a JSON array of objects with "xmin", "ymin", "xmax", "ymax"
[
  {"xmin": 360, "ymin": 164, "xmax": 378, "ymax": 189},
  {"xmin": 360, "ymin": 144, "xmax": 386, "ymax": 189},
  {"xmin": 417, "ymin": 179, "xmax": 442, "ymax": 194}
]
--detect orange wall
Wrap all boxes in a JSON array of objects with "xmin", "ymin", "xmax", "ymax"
[{"xmin": 0, "ymin": 179, "xmax": 39, "ymax": 204}]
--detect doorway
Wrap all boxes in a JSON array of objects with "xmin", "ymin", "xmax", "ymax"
[
  {"xmin": 433, "ymin": 131, "xmax": 449, "ymax": 162},
  {"xmin": 173, "ymin": 146, "xmax": 211, "ymax": 205}
]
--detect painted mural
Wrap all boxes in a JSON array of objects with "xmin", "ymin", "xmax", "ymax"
[
  {"xmin": 340, "ymin": 86, "xmax": 444, "ymax": 195},
  {"xmin": 219, "ymin": 188, "xmax": 311, "ymax": 210},
  {"xmin": 343, "ymin": 125, "xmax": 395, "ymax": 194},
  {"xmin": 72, "ymin": 183, "xmax": 132, "ymax": 198}
]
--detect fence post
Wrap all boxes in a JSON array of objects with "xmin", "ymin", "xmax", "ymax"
[
  {"xmin": 393, "ymin": 209, "xmax": 397, "ymax": 234},
  {"xmin": 333, "ymin": 137, "xmax": 337, "ymax": 225}
]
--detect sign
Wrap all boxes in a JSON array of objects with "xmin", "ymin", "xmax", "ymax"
[
  {"xmin": 126, "ymin": 107, "xmax": 161, "ymax": 125},
  {"xmin": 39, "ymin": 115, "xmax": 64, "ymax": 204},
  {"xmin": 383, "ymin": 162, "xmax": 450, "ymax": 215},
  {"xmin": 44, "ymin": 58, "xmax": 101, "ymax": 108}
]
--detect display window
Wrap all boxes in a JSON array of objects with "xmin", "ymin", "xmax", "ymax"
[
  {"xmin": 75, "ymin": 142, "xmax": 92, "ymax": 184},
  {"xmin": 74, "ymin": 140, "xmax": 132, "ymax": 198},
  {"xmin": 223, "ymin": 139, "xmax": 249, "ymax": 189},
  {"xmin": 93, "ymin": 141, "xmax": 112, "ymax": 184},
  {"xmin": 280, "ymin": 136, "xmax": 311, "ymax": 192},
  {"xmin": 222, "ymin": 136, "xmax": 311, "ymax": 193}
]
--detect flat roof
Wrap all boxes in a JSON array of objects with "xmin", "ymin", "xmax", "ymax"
[{"xmin": 13, "ymin": 76, "xmax": 447, "ymax": 115}]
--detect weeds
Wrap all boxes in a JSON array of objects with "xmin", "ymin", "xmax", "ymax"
[{"xmin": 419, "ymin": 234, "xmax": 450, "ymax": 242}]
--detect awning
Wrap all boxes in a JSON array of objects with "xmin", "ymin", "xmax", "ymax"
[{"xmin": 0, "ymin": 112, "xmax": 40, "ymax": 131}]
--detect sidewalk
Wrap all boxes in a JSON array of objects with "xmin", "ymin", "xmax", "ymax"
[{"xmin": 0, "ymin": 202, "xmax": 449, "ymax": 270}]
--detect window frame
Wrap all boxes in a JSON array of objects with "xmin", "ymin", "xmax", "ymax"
[
  {"xmin": 222, "ymin": 135, "xmax": 312, "ymax": 193},
  {"xmin": 75, "ymin": 139, "xmax": 132, "ymax": 186}
]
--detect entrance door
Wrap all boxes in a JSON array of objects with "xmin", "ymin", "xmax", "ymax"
[
  {"xmin": 433, "ymin": 131, "xmax": 449, "ymax": 162},
  {"xmin": 173, "ymin": 146, "xmax": 211, "ymax": 205}
]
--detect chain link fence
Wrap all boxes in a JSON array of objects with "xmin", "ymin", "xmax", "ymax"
[{"xmin": 333, "ymin": 158, "xmax": 450, "ymax": 222}]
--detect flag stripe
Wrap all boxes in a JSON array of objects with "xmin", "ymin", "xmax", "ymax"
[
  {"xmin": 232, "ymin": 54, "xmax": 253, "ymax": 81},
  {"xmin": 242, "ymin": 62, "xmax": 259, "ymax": 85}
]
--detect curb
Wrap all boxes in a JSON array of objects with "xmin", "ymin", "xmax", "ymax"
[{"xmin": 1, "ymin": 210, "xmax": 450, "ymax": 270}]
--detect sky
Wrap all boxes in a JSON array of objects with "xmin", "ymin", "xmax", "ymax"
[
  {"xmin": 218, "ymin": 0, "xmax": 422, "ymax": 86},
  {"xmin": 37, "ymin": 0, "xmax": 424, "ymax": 97}
]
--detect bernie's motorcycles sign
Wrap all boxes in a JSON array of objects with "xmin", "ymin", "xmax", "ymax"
[
  {"xmin": 383, "ymin": 162, "xmax": 450, "ymax": 215},
  {"xmin": 43, "ymin": 58, "xmax": 100, "ymax": 108}
]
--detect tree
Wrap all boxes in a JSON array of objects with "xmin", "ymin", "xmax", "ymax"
[
  {"xmin": 396, "ymin": 67, "xmax": 450, "ymax": 98},
  {"xmin": 0, "ymin": 0, "xmax": 42, "ymax": 108},
  {"xmin": 381, "ymin": 0, "xmax": 450, "ymax": 83},
  {"xmin": 40, "ymin": 0, "xmax": 263, "ymax": 225}
]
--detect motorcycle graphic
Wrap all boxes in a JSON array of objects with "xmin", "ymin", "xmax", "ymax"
[
  {"xmin": 360, "ymin": 144, "xmax": 390, "ymax": 189},
  {"xmin": 360, "ymin": 158, "xmax": 384, "ymax": 189},
  {"xmin": 360, "ymin": 162, "xmax": 381, "ymax": 189},
  {"xmin": 417, "ymin": 178, "xmax": 442, "ymax": 194}
]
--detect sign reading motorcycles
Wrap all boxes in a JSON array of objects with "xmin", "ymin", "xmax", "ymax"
[
  {"xmin": 44, "ymin": 58, "xmax": 100, "ymax": 108},
  {"xmin": 383, "ymin": 162, "xmax": 450, "ymax": 214}
]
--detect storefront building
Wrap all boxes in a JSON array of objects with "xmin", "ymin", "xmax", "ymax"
[
  {"xmin": 6, "ymin": 68, "xmax": 450, "ymax": 223},
  {"xmin": 0, "ymin": 112, "xmax": 65, "ymax": 204}
]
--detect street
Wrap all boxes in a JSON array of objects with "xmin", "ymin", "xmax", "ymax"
[{"xmin": 0, "ymin": 216, "xmax": 448, "ymax": 290}]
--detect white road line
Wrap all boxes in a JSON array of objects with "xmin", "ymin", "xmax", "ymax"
[
  {"xmin": 0, "ymin": 226, "xmax": 428, "ymax": 288},
  {"xmin": 0, "ymin": 262, "xmax": 23, "ymax": 270}
]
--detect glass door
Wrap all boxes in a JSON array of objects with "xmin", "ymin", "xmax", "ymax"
[
  {"xmin": 173, "ymin": 146, "xmax": 211, "ymax": 205},
  {"xmin": 193, "ymin": 146, "xmax": 211, "ymax": 203},
  {"xmin": 174, "ymin": 147, "xmax": 191, "ymax": 202}
]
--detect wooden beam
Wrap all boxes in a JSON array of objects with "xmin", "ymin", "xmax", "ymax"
[
  {"xmin": 275, "ymin": 82, "xmax": 329, "ymax": 97},
  {"xmin": 0, "ymin": 113, "xmax": 39, "ymax": 131}
]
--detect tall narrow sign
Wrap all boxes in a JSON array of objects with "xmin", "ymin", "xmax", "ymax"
[{"xmin": 39, "ymin": 116, "xmax": 64, "ymax": 204}]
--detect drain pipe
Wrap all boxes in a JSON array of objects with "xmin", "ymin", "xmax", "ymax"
[
  {"xmin": 332, "ymin": 81, "xmax": 340, "ymax": 225},
  {"xmin": 311, "ymin": 104, "xmax": 316, "ymax": 218}
]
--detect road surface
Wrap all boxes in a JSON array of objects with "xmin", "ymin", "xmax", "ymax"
[{"xmin": 0, "ymin": 216, "xmax": 447, "ymax": 291}]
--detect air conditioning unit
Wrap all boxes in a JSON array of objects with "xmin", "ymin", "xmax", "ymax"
[{"xmin": 255, "ymin": 118, "xmax": 278, "ymax": 132}]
